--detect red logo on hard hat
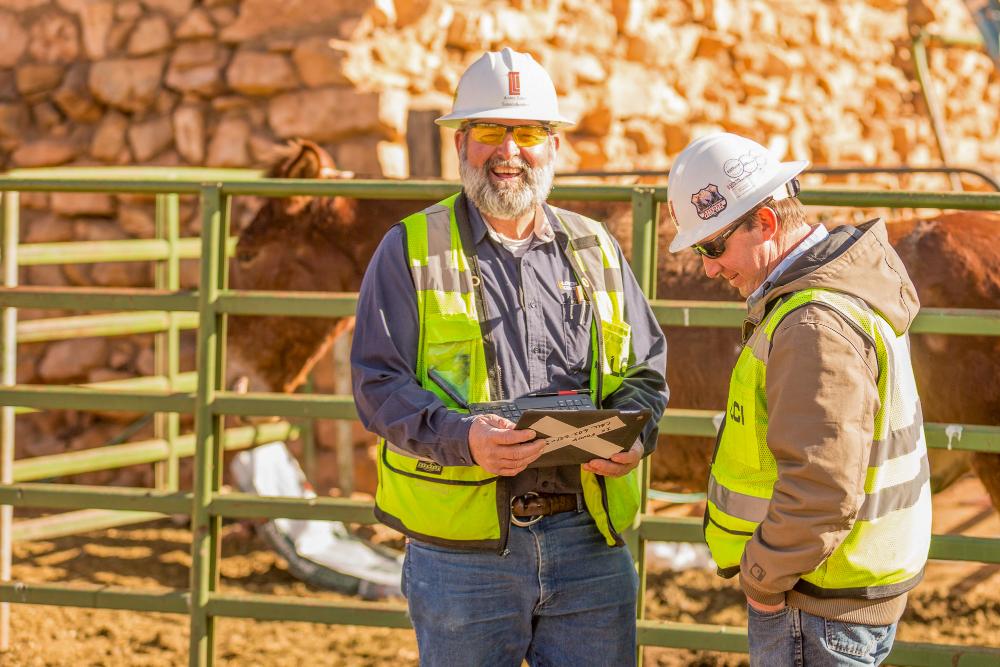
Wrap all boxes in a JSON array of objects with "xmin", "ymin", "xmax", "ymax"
[{"xmin": 508, "ymin": 71, "xmax": 521, "ymax": 96}]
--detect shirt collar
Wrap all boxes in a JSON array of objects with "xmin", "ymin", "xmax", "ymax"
[
  {"xmin": 747, "ymin": 224, "xmax": 829, "ymax": 308},
  {"xmin": 465, "ymin": 196, "xmax": 555, "ymax": 246}
]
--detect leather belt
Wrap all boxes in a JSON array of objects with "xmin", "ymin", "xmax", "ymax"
[{"xmin": 510, "ymin": 492, "xmax": 582, "ymax": 527}]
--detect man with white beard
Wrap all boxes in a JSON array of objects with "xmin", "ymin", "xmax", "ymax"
[{"xmin": 351, "ymin": 48, "xmax": 668, "ymax": 665}]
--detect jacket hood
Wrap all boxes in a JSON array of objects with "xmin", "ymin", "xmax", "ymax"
[{"xmin": 751, "ymin": 219, "xmax": 919, "ymax": 335}]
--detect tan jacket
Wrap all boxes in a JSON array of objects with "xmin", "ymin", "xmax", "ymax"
[{"xmin": 738, "ymin": 219, "xmax": 922, "ymax": 625}]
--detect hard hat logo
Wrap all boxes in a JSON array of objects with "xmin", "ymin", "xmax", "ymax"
[
  {"xmin": 508, "ymin": 71, "xmax": 521, "ymax": 96},
  {"xmin": 691, "ymin": 185, "xmax": 728, "ymax": 220}
]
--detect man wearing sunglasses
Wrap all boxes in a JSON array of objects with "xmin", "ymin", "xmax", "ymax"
[
  {"xmin": 667, "ymin": 132, "xmax": 930, "ymax": 666},
  {"xmin": 351, "ymin": 48, "xmax": 668, "ymax": 665}
]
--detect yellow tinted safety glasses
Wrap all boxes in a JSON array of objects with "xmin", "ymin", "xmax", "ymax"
[{"xmin": 465, "ymin": 123, "xmax": 552, "ymax": 148}]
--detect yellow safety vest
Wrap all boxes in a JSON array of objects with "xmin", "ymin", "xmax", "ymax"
[
  {"xmin": 705, "ymin": 288, "xmax": 931, "ymax": 597},
  {"xmin": 374, "ymin": 193, "xmax": 641, "ymax": 552}
]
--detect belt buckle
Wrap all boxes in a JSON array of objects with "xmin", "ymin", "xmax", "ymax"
[{"xmin": 510, "ymin": 492, "xmax": 543, "ymax": 527}]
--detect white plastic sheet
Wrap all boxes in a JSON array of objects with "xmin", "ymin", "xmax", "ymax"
[{"xmin": 231, "ymin": 442, "xmax": 402, "ymax": 599}]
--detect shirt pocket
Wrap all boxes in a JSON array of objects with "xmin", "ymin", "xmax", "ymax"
[{"xmin": 561, "ymin": 293, "xmax": 592, "ymax": 373}]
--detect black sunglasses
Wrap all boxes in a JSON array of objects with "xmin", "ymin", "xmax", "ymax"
[
  {"xmin": 691, "ymin": 213, "xmax": 755, "ymax": 259},
  {"xmin": 693, "ymin": 195, "xmax": 787, "ymax": 258}
]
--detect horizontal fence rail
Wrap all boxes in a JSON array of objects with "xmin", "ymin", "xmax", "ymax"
[
  {"xmin": 0, "ymin": 174, "xmax": 997, "ymax": 666},
  {"xmin": 4, "ymin": 176, "xmax": 1000, "ymax": 209},
  {"xmin": 16, "ymin": 311, "xmax": 200, "ymax": 343},
  {"xmin": 5, "ymin": 290, "xmax": 997, "ymax": 336},
  {"xmin": 13, "ymin": 421, "xmax": 295, "ymax": 482},
  {"xmin": 3, "ymin": 388, "xmax": 995, "ymax": 454},
  {"xmin": 17, "ymin": 237, "xmax": 238, "ymax": 266},
  {"xmin": 0, "ymin": 286, "xmax": 198, "ymax": 312}
]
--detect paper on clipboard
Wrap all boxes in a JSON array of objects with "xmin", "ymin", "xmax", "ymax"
[
  {"xmin": 533, "ymin": 415, "xmax": 627, "ymax": 458},
  {"xmin": 515, "ymin": 409, "xmax": 651, "ymax": 468}
]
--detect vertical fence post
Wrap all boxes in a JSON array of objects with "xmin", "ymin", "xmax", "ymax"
[
  {"xmin": 0, "ymin": 192, "xmax": 18, "ymax": 652},
  {"xmin": 630, "ymin": 187, "xmax": 659, "ymax": 299},
  {"xmin": 300, "ymin": 374, "xmax": 316, "ymax": 484},
  {"xmin": 333, "ymin": 333, "xmax": 354, "ymax": 497},
  {"xmin": 629, "ymin": 186, "xmax": 659, "ymax": 665},
  {"xmin": 155, "ymin": 193, "xmax": 181, "ymax": 491},
  {"xmin": 189, "ymin": 185, "xmax": 229, "ymax": 667}
]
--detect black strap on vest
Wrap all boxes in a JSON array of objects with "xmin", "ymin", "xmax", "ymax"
[
  {"xmin": 453, "ymin": 193, "xmax": 504, "ymax": 401},
  {"xmin": 453, "ymin": 194, "xmax": 513, "ymax": 555}
]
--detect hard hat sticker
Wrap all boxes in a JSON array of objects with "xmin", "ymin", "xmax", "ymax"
[
  {"xmin": 503, "ymin": 70, "xmax": 526, "ymax": 106},
  {"xmin": 508, "ymin": 71, "xmax": 521, "ymax": 96},
  {"xmin": 724, "ymin": 151, "xmax": 768, "ymax": 199},
  {"xmin": 691, "ymin": 184, "xmax": 727, "ymax": 220}
]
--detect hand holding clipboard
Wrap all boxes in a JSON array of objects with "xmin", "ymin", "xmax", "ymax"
[{"xmin": 514, "ymin": 409, "xmax": 651, "ymax": 468}]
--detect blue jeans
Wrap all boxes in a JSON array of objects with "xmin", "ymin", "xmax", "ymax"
[
  {"xmin": 748, "ymin": 604, "xmax": 897, "ymax": 666},
  {"xmin": 402, "ymin": 509, "xmax": 638, "ymax": 667}
]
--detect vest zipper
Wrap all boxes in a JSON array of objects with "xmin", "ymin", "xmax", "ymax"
[
  {"xmin": 596, "ymin": 475, "xmax": 623, "ymax": 546},
  {"xmin": 498, "ymin": 477, "xmax": 512, "ymax": 556}
]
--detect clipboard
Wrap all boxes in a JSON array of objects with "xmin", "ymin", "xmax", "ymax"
[{"xmin": 515, "ymin": 408, "xmax": 652, "ymax": 468}]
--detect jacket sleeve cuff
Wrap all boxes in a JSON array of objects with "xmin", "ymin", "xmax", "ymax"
[
  {"xmin": 740, "ymin": 573, "xmax": 788, "ymax": 606},
  {"xmin": 436, "ymin": 415, "xmax": 476, "ymax": 466}
]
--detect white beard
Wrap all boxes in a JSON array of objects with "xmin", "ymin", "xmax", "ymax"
[{"xmin": 459, "ymin": 140, "xmax": 556, "ymax": 220}]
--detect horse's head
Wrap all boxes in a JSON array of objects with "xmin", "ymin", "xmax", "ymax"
[
  {"xmin": 226, "ymin": 140, "xmax": 432, "ymax": 397},
  {"xmin": 231, "ymin": 140, "xmax": 363, "ymax": 295}
]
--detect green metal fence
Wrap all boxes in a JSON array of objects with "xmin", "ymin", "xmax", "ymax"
[{"xmin": 0, "ymin": 171, "xmax": 998, "ymax": 665}]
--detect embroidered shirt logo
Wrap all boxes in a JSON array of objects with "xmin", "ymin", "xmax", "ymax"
[
  {"xmin": 508, "ymin": 71, "xmax": 521, "ymax": 96},
  {"xmin": 691, "ymin": 184, "xmax": 727, "ymax": 220},
  {"xmin": 415, "ymin": 460, "xmax": 443, "ymax": 475}
]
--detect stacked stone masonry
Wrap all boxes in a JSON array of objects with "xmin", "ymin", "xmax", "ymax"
[{"xmin": 0, "ymin": 0, "xmax": 997, "ymax": 490}]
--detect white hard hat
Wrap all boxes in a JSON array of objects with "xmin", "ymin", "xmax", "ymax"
[
  {"xmin": 436, "ymin": 47, "xmax": 575, "ymax": 129},
  {"xmin": 667, "ymin": 133, "xmax": 809, "ymax": 253}
]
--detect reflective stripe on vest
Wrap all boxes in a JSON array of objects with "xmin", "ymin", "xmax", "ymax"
[
  {"xmin": 374, "ymin": 194, "xmax": 641, "ymax": 550},
  {"xmin": 705, "ymin": 288, "xmax": 931, "ymax": 598}
]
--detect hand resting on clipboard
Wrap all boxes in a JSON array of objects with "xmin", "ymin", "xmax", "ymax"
[{"xmin": 514, "ymin": 408, "xmax": 651, "ymax": 468}]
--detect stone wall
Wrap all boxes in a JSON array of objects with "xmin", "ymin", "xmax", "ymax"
[
  {"xmin": 2, "ymin": 0, "xmax": 997, "ymax": 180},
  {"xmin": 1, "ymin": 0, "xmax": 997, "ymax": 491}
]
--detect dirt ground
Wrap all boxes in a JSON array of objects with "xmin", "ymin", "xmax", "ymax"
[{"xmin": 4, "ymin": 475, "xmax": 999, "ymax": 666}]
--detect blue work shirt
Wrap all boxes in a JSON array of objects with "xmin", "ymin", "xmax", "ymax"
[{"xmin": 351, "ymin": 195, "xmax": 669, "ymax": 495}]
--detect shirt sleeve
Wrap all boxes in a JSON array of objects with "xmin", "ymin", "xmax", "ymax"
[
  {"xmin": 740, "ymin": 306, "xmax": 878, "ymax": 605},
  {"xmin": 350, "ymin": 224, "xmax": 476, "ymax": 466},
  {"xmin": 599, "ymin": 240, "xmax": 670, "ymax": 456}
]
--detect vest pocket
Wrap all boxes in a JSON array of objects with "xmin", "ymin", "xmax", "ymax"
[
  {"xmin": 605, "ymin": 469, "xmax": 641, "ymax": 533},
  {"xmin": 378, "ymin": 442, "xmax": 501, "ymax": 542},
  {"xmin": 423, "ymin": 314, "xmax": 482, "ymax": 407},
  {"xmin": 720, "ymin": 348, "xmax": 767, "ymax": 471},
  {"xmin": 600, "ymin": 319, "xmax": 631, "ymax": 376},
  {"xmin": 704, "ymin": 505, "xmax": 754, "ymax": 571}
]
